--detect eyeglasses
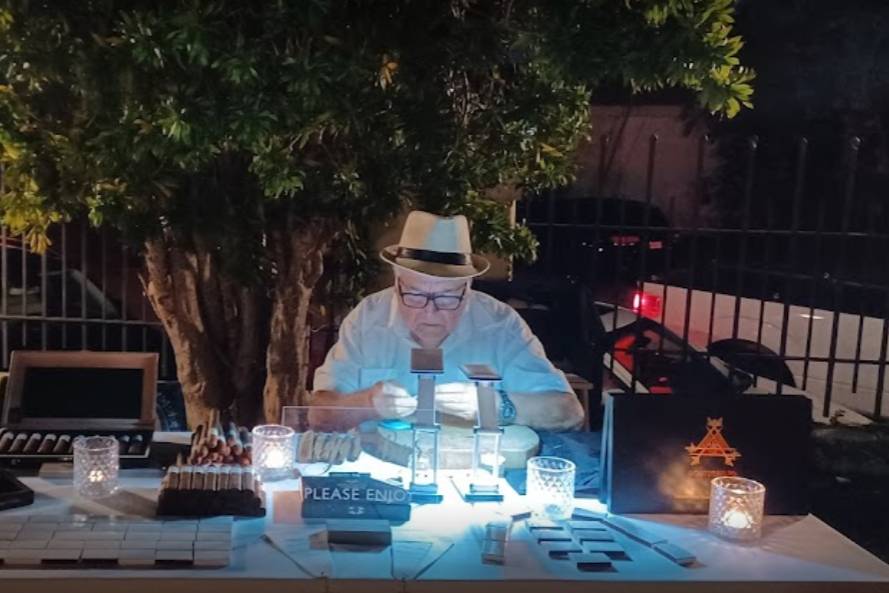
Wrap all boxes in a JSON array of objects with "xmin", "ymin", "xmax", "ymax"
[{"xmin": 397, "ymin": 280, "xmax": 467, "ymax": 311}]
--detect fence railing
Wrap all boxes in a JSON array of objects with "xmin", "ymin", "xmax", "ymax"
[
  {"xmin": 515, "ymin": 134, "xmax": 889, "ymax": 423},
  {"xmin": 0, "ymin": 221, "xmax": 174, "ymax": 380}
]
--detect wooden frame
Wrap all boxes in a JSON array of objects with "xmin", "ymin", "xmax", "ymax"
[{"xmin": 2, "ymin": 351, "xmax": 158, "ymax": 430}]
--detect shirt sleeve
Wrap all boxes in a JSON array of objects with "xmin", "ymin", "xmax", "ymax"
[
  {"xmin": 498, "ymin": 312, "xmax": 572, "ymax": 395},
  {"xmin": 312, "ymin": 305, "xmax": 363, "ymax": 394}
]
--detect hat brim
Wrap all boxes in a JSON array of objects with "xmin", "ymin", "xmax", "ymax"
[{"xmin": 380, "ymin": 245, "xmax": 490, "ymax": 279}]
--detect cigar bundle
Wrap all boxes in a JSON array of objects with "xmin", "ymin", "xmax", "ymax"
[
  {"xmin": 157, "ymin": 462, "xmax": 265, "ymax": 517},
  {"xmin": 296, "ymin": 429, "xmax": 362, "ymax": 464},
  {"xmin": 187, "ymin": 409, "xmax": 252, "ymax": 466}
]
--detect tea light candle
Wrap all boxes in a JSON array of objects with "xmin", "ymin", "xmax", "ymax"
[
  {"xmin": 73, "ymin": 436, "xmax": 119, "ymax": 499},
  {"xmin": 264, "ymin": 447, "xmax": 287, "ymax": 469},
  {"xmin": 252, "ymin": 424, "xmax": 295, "ymax": 482},
  {"xmin": 708, "ymin": 476, "xmax": 765, "ymax": 541}
]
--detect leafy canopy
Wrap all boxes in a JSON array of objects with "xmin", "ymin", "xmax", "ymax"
[{"xmin": 0, "ymin": 0, "xmax": 752, "ymax": 263}]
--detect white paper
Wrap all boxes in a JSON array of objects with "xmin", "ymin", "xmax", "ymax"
[
  {"xmin": 264, "ymin": 528, "xmax": 332, "ymax": 577},
  {"xmin": 392, "ymin": 531, "xmax": 454, "ymax": 579}
]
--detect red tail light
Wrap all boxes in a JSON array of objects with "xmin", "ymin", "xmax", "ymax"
[{"xmin": 631, "ymin": 291, "xmax": 662, "ymax": 318}]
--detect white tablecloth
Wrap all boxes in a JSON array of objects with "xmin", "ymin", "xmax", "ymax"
[{"xmin": 0, "ymin": 450, "xmax": 888, "ymax": 593}]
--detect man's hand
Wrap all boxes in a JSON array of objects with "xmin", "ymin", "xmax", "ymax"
[
  {"xmin": 370, "ymin": 380, "xmax": 417, "ymax": 419},
  {"xmin": 434, "ymin": 383, "xmax": 478, "ymax": 421}
]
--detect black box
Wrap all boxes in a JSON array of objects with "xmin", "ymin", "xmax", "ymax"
[
  {"xmin": 600, "ymin": 393, "xmax": 811, "ymax": 514},
  {"xmin": 0, "ymin": 351, "xmax": 158, "ymax": 468}
]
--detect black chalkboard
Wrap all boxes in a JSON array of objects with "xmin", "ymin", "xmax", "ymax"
[{"xmin": 21, "ymin": 367, "xmax": 143, "ymax": 419}]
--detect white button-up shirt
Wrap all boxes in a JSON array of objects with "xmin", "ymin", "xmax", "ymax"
[{"xmin": 313, "ymin": 287, "xmax": 571, "ymax": 397}]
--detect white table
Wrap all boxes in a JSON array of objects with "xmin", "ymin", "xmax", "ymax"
[{"xmin": 1, "ymin": 452, "xmax": 888, "ymax": 593}]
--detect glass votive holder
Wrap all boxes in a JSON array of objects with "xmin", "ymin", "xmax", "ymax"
[
  {"xmin": 526, "ymin": 456, "xmax": 575, "ymax": 520},
  {"xmin": 73, "ymin": 436, "xmax": 119, "ymax": 499},
  {"xmin": 708, "ymin": 476, "xmax": 766, "ymax": 542},
  {"xmin": 252, "ymin": 424, "xmax": 295, "ymax": 482}
]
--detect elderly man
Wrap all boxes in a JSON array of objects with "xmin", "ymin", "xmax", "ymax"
[{"xmin": 312, "ymin": 210, "xmax": 584, "ymax": 431}]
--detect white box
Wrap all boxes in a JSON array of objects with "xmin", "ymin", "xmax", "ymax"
[
  {"xmin": 118, "ymin": 549, "xmax": 157, "ymax": 567},
  {"xmin": 193, "ymin": 550, "xmax": 229, "ymax": 567}
]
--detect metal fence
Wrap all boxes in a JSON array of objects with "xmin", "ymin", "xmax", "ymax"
[
  {"xmin": 0, "ymin": 221, "xmax": 174, "ymax": 380},
  {"xmin": 514, "ymin": 134, "xmax": 889, "ymax": 425}
]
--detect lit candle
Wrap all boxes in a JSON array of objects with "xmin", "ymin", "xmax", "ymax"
[
  {"xmin": 264, "ymin": 447, "xmax": 286, "ymax": 469},
  {"xmin": 88, "ymin": 469, "xmax": 106, "ymax": 483},
  {"xmin": 252, "ymin": 424, "xmax": 295, "ymax": 482},
  {"xmin": 708, "ymin": 476, "xmax": 766, "ymax": 542},
  {"xmin": 722, "ymin": 508, "xmax": 752, "ymax": 530}
]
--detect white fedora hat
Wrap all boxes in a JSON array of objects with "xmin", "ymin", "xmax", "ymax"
[{"xmin": 380, "ymin": 211, "xmax": 490, "ymax": 279}]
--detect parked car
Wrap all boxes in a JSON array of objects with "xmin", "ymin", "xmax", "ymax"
[
  {"xmin": 519, "ymin": 195, "xmax": 679, "ymax": 284},
  {"xmin": 475, "ymin": 279, "xmax": 872, "ymax": 428},
  {"xmin": 641, "ymin": 281, "xmax": 889, "ymax": 420}
]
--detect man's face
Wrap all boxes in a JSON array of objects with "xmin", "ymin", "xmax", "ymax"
[{"xmin": 395, "ymin": 269, "xmax": 470, "ymax": 348}]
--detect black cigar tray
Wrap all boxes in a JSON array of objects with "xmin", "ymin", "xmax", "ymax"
[
  {"xmin": 0, "ymin": 469, "xmax": 34, "ymax": 511},
  {"xmin": 0, "ymin": 428, "xmax": 154, "ymax": 469},
  {"xmin": 157, "ymin": 488, "xmax": 265, "ymax": 518}
]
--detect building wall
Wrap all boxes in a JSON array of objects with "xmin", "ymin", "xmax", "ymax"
[{"xmin": 569, "ymin": 105, "xmax": 718, "ymax": 227}]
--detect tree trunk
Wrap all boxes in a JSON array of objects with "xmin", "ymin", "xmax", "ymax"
[
  {"xmin": 263, "ymin": 216, "xmax": 334, "ymax": 423},
  {"xmin": 142, "ymin": 230, "xmax": 268, "ymax": 428}
]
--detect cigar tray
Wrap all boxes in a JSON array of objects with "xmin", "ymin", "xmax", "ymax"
[
  {"xmin": 157, "ymin": 488, "xmax": 265, "ymax": 518},
  {"xmin": 0, "ymin": 351, "xmax": 159, "ymax": 469}
]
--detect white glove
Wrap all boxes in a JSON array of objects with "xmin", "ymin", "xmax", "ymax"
[
  {"xmin": 371, "ymin": 380, "xmax": 417, "ymax": 419},
  {"xmin": 435, "ymin": 382, "xmax": 478, "ymax": 421}
]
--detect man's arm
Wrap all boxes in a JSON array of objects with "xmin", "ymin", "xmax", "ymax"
[
  {"xmin": 308, "ymin": 387, "xmax": 379, "ymax": 430},
  {"xmin": 310, "ymin": 381, "xmax": 418, "ymax": 430},
  {"xmin": 509, "ymin": 390, "xmax": 585, "ymax": 432}
]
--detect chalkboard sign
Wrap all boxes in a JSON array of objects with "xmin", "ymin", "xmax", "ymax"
[
  {"xmin": 301, "ymin": 473, "xmax": 411, "ymax": 522},
  {"xmin": 22, "ymin": 367, "xmax": 143, "ymax": 419},
  {"xmin": 2, "ymin": 351, "xmax": 158, "ymax": 430},
  {"xmin": 600, "ymin": 393, "xmax": 811, "ymax": 515}
]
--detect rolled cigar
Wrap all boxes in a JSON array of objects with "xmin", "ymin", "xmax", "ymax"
[
  {"xmin": 226, "ymin": 422, "xmax": 240, "ymax": 444},
  {"xmin": 348, "ymin": 432, "xmax": 362, "ymax": 462},
  {"xmin": 242, "ymin": 468, "xmax": 255, "ymax": 492},
  {"xmin": 127, "ymin": 434, "xmax": 144, "ymax": 455},
  {"xmin": 166, "ymin": 466, "xmax": 181, "ymax": 490},
  {"xmin": 228, "ymin": 467, "xmax": 241, "ymax": 490},
  {"xmin": 53, "ymin": 434, "xmax": 72, "ymax": 454},
  {"xmin": 192, "ymin": 424, "xmax": 204, "ymax": 448},
  {"xmin": 207, "ymin": 466, "xmax": 219, "ymax": 491},
  {"xmin": 218, "ymin": 465, "xmax": 230, "ymax": 490},
  {"xmin": 37, "ymin": 433, "xmax": 58, "ymax": 454},
  {"xmin": 8, "ymin": 432, "xmax": 29, "ymax": 454},
  {"xmin": 179, "ymin": 465, "xmax": 193, "ymax": 490},
  {"xmin": 192, "ymin": 466, "xmax": 206, "ymax": 490},
  {"xmin": 0, "ymin": 430, "xmax": 15, "ymax": 453},
  {"xmin": 117, "ymin": 434, "xmax": 131, "ymax": 455}
]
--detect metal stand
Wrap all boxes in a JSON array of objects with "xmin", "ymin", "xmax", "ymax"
[
  {"xmin": 453, "ymin": 376, "xmax": 504, "ymax": 502},
  {"xmin": 409, "ymin": 353, "xmax": 444, "ymax": 504}
]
